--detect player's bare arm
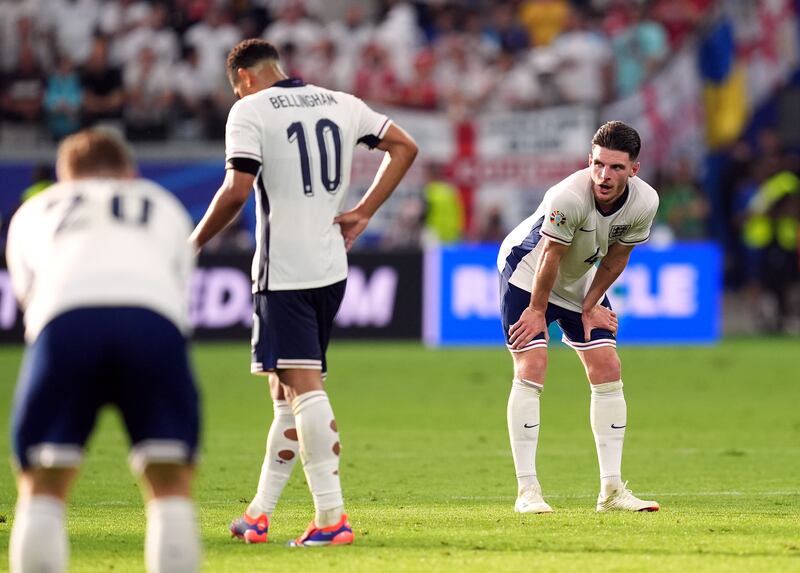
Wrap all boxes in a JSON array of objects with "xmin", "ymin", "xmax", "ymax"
[
  {"xmin": 190, "ymin": 168, "xmax": 255, "ymax": 251},
  {"xmin": 581, "ymin": 241, "xmax": 634, "ymax": 339},
  {"xmin": 508, "ymin": 238, "xmax": 569, "ymax": 349},
  {"xmin": 334, "ymin": 123, "xmax": 418, "ymax": 251}
]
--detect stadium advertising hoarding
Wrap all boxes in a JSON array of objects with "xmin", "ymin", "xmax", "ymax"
[
  {"xmin": 423, "ymin": 242, "xmax": 722, "ymax": 346},
  {"xmin": 0, "ymin": 252, "xmax": 423, "ymax": 342}
]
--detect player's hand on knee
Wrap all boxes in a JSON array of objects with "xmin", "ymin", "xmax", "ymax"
[
  {"xmin": 509, "ymin": 307, "xmax": 547, "ymax": 349},
  {"xmin": 582, "ymin": 305, "xmax": 617, "ymax": 341}
]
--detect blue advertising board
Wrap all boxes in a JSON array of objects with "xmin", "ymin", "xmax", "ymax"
[{"xmin": 423, "ymin": 243, "xmax": 722, "ymax": 346}]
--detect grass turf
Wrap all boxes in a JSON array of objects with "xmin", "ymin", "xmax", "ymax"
[{"xmin": 0, "ymin": 339, "xmax": 799, "ymax": 572}]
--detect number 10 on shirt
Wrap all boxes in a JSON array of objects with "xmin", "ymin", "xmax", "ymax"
[{"xmin": 286, "ymin": 119, "xmax": 342, "ymax": 196}]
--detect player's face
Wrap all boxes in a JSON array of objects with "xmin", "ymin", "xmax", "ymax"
[{"xmin": 589, "ymin": 145, "xmax": 639, "ymax": 207}]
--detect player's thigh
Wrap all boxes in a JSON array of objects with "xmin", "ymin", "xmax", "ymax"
[
  {"xmin": 500, "ymin": 281, "xmax": 548, "ymax": 352},
  {"xmin": 315, "ymin": 279, "xmax": 346, "ymax": 375},
  {"xmin": 12, "ymin": 310, "xmax": 107, "ymax": 473},
  {"xmin": 553, "ymin": 296, "xmax": 617, "ymax": 351},
  {"xmin": 109, "ymin": 308, "xmax": 200, "ymax": 475},
  {"xmin": 511, "ymin": 347, "xmax": 548, "ymax": 384},
  {"xmin": 576, "ymin": 346, "xmax": 622, "ymax": 384},
  {"xmin": 251, "ymin": 289, "xmax": 327, "ymax": 375}
]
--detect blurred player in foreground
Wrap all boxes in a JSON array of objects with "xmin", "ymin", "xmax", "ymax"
[
  {"xmin": 191, "ymin": 39, "xmax": 417, "ymax": 546},
  {"xmin": 498, "ymin": 121, "xmax": 660, "ymax": 514},
  {"xmin": 6, "ymin": 129, "xmax": 200, "ymax": 572}
]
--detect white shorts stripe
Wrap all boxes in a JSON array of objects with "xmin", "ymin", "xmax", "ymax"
[
  {"xmin": 25, "ymin": 443, "xmax": 84, "ymax": 469},
  {"xmin": 128, "ymin": 439, "xmax": 192, "ymax": 475},
  {"xmin": 507, "ymin": 339, "xmax": 549, "ymax": 353},
  {"xmin": 562, "ymin": 335, "xmax": 617, "ymax": 351}
]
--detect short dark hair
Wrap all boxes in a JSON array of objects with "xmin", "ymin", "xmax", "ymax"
[
  {"xmin": 226, "ymin": 39, "xmax": 280, "ymax": 82},
  {"xmin": 591, "ymin": 121, "xmax": 641, "ymax": 161}
]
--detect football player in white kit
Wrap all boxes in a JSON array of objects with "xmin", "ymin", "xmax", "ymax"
[
  {"xmin": 190, "ymin": 39, "xmax": 417, "ymax": 546},
  {"xmin": 497, "ymin": 121, "xmax": 661, "ymax": 514},
  {"xmin": 6, "ymin": 129, "xmax": 200, "ymax": 572}
]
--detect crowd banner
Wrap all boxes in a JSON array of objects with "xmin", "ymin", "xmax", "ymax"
[
  {"xmin": 423, "ymin": 242, "xmax": 722, "ymax": 347},
  {"xmin": 0, "ymin": 252, "xmax": 424, "ymax": 343}
]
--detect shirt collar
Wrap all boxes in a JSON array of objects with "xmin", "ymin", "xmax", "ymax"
[{"xmin": 272, "ymin": 77, "xmax": 305, "ymax": 88}]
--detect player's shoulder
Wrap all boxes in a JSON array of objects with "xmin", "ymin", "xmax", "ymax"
[
  {"xmin": 546, "ymin": 168, "xmax": 593, "ymax": 209},
  {"xmin": 629, "ymin": 175, "xmax": 660, "ymax": 211}
]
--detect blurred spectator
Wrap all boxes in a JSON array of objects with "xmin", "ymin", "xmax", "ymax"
[
  {"xmin": 1, "ymin": 45, "xmax": 45, "ymax": 127},
  {"xmin": 99, "ymin": 0, "xmax": 153, "ymax": 38},
  {"xmin": 174, "ymin": 45, "xmax": 225, "ymax": 139},
  {"xmin": 611, "ymin": 5, "xmax": 669, "ymax": 97},
  {"xmin": 518, "ymin": 0, "xmax": 570, "ymax": 47},
  {"xmin": 2, "ymin": 9, "xmax": 50, "ymax": 73},
  {"xmin": 423, "ymin": 162, "xmax": 464, "ymax": 244},
  {"xmin": 302, "ymin": 39, "xmax": 350, "ymax": 92},
  {"xmin": 184, "ymin": 7, "xmax": 242, "ymax": 89},
  {"xmin": 550, "ymin": 8, "xmax": 613, "ymax": 105},
  {"xmin": 327, "ymin": 3, "xmax": 375, "ymax": 85},
  {"xmin": 81, "ymin": 37, "xmax": 124, "ymax": 128},
  {"xmin": 373, "ymin": 0, "xmax": 423, "ymax": 82},
  {"xmin": 398, "ymin": 49, "xmax": 440, "ymax": 110},
  {"xmin": 381, "ymin": 195, "xmax": 425, "ymax": 249},
  {"xmin": 655, "ymin": 159, "xmax": 710, "ymax": 241},
  {"xmin": 651, "ymin": 0, "xmax": 707, "ymax": 49},
  {"xmin": 436, "ymin": 35, "xmax": 493, "ymax": 118},
  {"xmin": 263, "ymin": 0, "xmax": 324, "ymax": 60},
  {"xmin": 487, "ymin": 50, "xmax": 541, "ymax": 111},
  {"xmin": 110, "ymin": 3, "xmax": 179, "ymax": 68},
  {"xmin": 352, "ymin": 42, "xmax": 400, "ymax": 105},
  {"xmin": 45, "ymin": 0, "xmax": 101, "ymax": 66},
  {"xmin": 43, "ymin": 57, "xmax": 83, "ymax": 140},
  {"xmin": 475, "ymin": 205, "xmax": 507, "ymax": 243},
  {"xmin": 490, "ymin": 3, "xmax": 531, "ymax": 54},
  {"xmin": 123, "ymin": 47, "xmax": 173, "ymax": 140}
]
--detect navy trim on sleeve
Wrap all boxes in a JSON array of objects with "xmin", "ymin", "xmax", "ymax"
[
  {"xmin": 226, "ymin": 157, "xmax": 261, "ymax": 175},
  {"xmin": 357, "ymin": 134, "xmax": 381, "ymax": 149},
  {"xmin": 540, "ymin": 230, "xmax": 572, "ymax": 245}
]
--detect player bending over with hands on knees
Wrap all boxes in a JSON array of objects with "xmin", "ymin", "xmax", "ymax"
[
  {"xmin": 7, "ymin": 128, "xmax": 201, "ymax": 572},
  {"xmin": 497, "ymin": 121, "xmax": 660, "ymax": 514},
  {"xmin": 190, "ymin": 39, "xmax": 417, "ymax": 546}
]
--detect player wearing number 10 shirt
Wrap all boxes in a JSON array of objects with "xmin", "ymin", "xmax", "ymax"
[{"xmin": 190, "ymin": 39, "xmax": 418, "ymax": 547}]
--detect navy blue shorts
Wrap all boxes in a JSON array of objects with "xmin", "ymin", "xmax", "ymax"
[
  {"xmin": 500, "ymin": 281, "xmax": 616, "ymax": 352},
  {"xmin": 251, "ymin": 280, "xmax": 346, "ymax": 375},
  {"xmin": 11, "ymin": 307, "xmax": 199, "ymax": 473}
]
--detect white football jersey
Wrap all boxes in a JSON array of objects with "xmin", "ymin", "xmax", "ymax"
[
  {"xmin": 225, "ymin": 78, "xmax": 392, "ymax": 291},
  {"xmin": 497, "ymin": 168, "xmax": 659, "ymax": 312},
  {"xmin": 6, "ymin": 178, "xmax": 195, "ymax": 342}
]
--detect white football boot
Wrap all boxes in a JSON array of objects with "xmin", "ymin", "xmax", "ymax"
[
  {"xmin": 596, "ymin": 481, "xmax": 660, "ymax": 512},
  {"xmin": 514, "ymin": 484, "xmax": 554, "ymax": 514}
]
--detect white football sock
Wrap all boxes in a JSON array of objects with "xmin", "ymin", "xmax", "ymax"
[
  {"xmin": 10, "ymin": 495, "xmax": 68, "ymax": 573},
  {"xmin": 145, "ymin": 496, "xmax": 200, "ymax": 573},
  {"xmin": 507, "ymin": 378, "xmax": 543, "ymax": 493},
  {"xmin": 292, "ymin": 390, "xmax": 345, "ymax": 527},
  {"xmin": 590, "ymin": 380, "xmax": 626, "ymax": 495},
  {"xmin": 247, "ymin": 400, "xmax": 298, "ymax": 518}
]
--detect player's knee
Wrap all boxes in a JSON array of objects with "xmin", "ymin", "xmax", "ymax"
[
  {"xmin": 513, "ymin": 349, "xmax": 548, "ymax": 383},
  {"xmin": 586, "ymin": 354, "xmax": 621, "ymax": 384},
  {"xmin": 142, "ymin": 463, "xmax": 193, "ymax": 500}
]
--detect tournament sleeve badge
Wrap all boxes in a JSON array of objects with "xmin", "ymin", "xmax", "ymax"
[{"xmin": 549, "ymin": 210, "xmax": 567, "ymax": 227}]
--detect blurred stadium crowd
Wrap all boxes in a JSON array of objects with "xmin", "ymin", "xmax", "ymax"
[
  {"xmin": 1, "ymin": 0, "xmax": 711, "ymax": 140},
  {"xmin": 1, "ymin": 0, "xmax": 799, "ymax": 333}
]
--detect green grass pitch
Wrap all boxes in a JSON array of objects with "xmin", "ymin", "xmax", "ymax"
[{"xmin": 0, "ymin": 339, "xmax": 799, "ymax": 572}]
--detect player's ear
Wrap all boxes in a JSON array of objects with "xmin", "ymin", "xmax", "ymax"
[
  {"xmin": 236, "ymin": 67, "xmax": 250, "ymax": 87},
  {"xmin": 630, "ymin": 161, "xmax": 640, "ymax": 177}
]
